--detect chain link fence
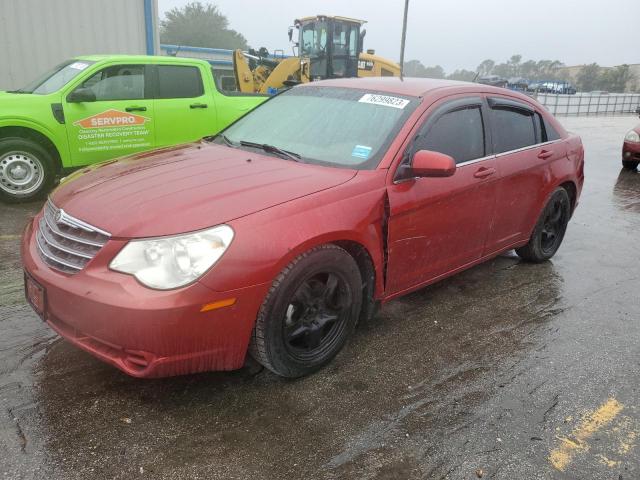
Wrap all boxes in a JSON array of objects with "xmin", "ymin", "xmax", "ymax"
[{"xmin": 533, "ymin": 92, "xmax": 640, "ymax": 116}]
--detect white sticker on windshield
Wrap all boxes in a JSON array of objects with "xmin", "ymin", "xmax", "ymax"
[
  {"xmin": 359, "ymin": 93, "xmax": 409, "ymax": 109},
  {"xmin": 68, "ymin": 62, "xmax": 90, "ymax": 71}
]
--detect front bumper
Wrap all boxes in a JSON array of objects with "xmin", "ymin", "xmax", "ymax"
[
  {"xmin": 623, "ymin": 140, "xmax": 640, "ymax": 162},
  {"xmin": 21, "ymin": 217, "xmax": 270, "ymax": 378}
]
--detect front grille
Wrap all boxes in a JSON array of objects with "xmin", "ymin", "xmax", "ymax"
[{"xmin": 36, "ymin": 199, "xmax": 111, "ymax": 274}]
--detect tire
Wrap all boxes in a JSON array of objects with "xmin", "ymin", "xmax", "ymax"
[
  {"xmin": 622, "ymin": 160, "xmax": 639, "ymax": 170},
  {"xmin": 249, "ymin": 244, "xmax": 363, "ymax": 378},
  {"xmin": 0, "ymin": 137, "xmax": 55, "ymax": 203},
  {"xmin": 516, "ymin": 187, "xmax": 571, "ymax": 263}
]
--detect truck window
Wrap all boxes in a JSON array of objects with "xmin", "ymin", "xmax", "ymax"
[
  {"xmin": 24, "ymin": 60, "xmax": 95, "ymax": 95},
  {"xmin": 77, "ymin": 65, "xmax": 146, "ymax": 101},
  {"xmin": 157, "ymin": 65, "xmax": 204, "ymax": 99}
]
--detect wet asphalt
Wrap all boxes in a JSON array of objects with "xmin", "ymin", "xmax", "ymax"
[{"xmin": 1, "ymin": 115, "xmax": 639, "ymax": 480}]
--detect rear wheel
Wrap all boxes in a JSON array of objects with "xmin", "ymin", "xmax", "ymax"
[
  {"xmin": 249, "ymin": 244, "xmax": 362, "ymax": 378},
  {"xmin": 516, "ymin": 188, "xmax": 571, "ymax": 263},
  {"xmin": 622, "ymin": 160, "xmax": 639, "ymax": 170},
  {"xmin": 0, "ymin": 137, "xmax": 55, "ymax": 203}
]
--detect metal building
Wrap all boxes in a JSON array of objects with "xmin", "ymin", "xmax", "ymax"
[{"xmin": 0, "ymin": 0, "xmax": 160, "ymax": 90}]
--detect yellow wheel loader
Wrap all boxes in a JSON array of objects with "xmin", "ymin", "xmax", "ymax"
[{"xmin": 233, "ymin": 15, "xmax": 401, "ymax": 94}]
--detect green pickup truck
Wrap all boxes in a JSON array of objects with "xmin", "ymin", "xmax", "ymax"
[{"xmin": 0, "ymin": 55, "xmax": 267, "ymax": 202}]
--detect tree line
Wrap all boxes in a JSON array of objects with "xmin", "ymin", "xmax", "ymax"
[{"xmin": 406, "ymin": 55, "xmax": 638, "ymax": 93}]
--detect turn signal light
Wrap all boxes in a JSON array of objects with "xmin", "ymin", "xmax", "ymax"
[{"xmin": 200, "ymin": 298, "xmax": 236, "ymax": 313}]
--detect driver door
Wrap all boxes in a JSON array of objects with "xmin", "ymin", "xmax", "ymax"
[
  {"xmin": 386, "ymin": 97, "xmax": 498, "ymax": 295},
  {"xmin": 64, "ymin": 64, "xmax": 155, "ymax": 166}
]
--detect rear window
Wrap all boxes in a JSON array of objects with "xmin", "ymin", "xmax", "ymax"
[
  {"xmin": 157, "ymin": 65, "xmax": 203, "ymax": 99},
  {"xmin": 492, "ymin": 107, "xmax": 536, "ymax": 153}
]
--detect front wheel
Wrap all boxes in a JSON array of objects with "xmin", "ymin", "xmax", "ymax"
[
  {"xmin": 516, "ymin": 187, "xmax": 571, "ymax": 263},
  {"xmin": 0, "ymin": 137, "xmax": 55, "ymax": 203},
  {"xmin": 249, "ymin": 244, "xmax": 363, "ymax": 378},
  {"xmin": 622, "ymin": 160, "xmax": 639, "ymax": 170}
]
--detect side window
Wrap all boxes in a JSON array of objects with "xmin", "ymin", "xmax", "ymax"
[
  {"xmin": 543, "ymin": 117, "xmax": 561, "ymax": 141},
  {"xmin": 491, "ymin": 107, "xmax": 536, "ymax": 153},
  {"xmin": 157, "ymin": 65, "xmax": 204, "ymax": 99},
  {"xmin": 348, "ymin": 27, "xmax": 358, "ymax": 56},
  {"xmin": 417, "ymin": 106, "xmax": 485, "ymax": 164},
  {"xmin": 77, "ymin": 65, "xmax": 145, "ymax": 101}
]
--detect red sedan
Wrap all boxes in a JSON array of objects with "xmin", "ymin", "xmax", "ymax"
[
  {"xmin": 22, "ymin": 78, "xmax": 584, "ymax": 378},
  {"xmin": 622, "ymin": 114, "xmax": 640, "ymax": 170}
]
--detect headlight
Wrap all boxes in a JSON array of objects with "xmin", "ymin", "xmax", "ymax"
[
  {"xmin": 625, "ymin": 130, "xmax": 640, "ymax": 143},
  {"xmin": 110, "ymin": 225, "xmax": 234, "ymax": 290}
]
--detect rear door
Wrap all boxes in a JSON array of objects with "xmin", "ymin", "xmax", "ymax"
[
  {"xmin": 386, "ymin": 96, "xmax": 498, "ymax": 295},
  {"xmin": 484, "ymin": 96, "xmax": 567, "ymax": 253},
  {"xmin": 152, "ymin": 63, "xmax": 217, "ymax": 148},
  {"xmin": 64, "ymin": 63, "xmax": 155, "ymax": 166}
]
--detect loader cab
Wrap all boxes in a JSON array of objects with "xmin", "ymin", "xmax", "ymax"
[{"xmin": 294, "ymin": 15, "xmax": 364, "ymax": 81}]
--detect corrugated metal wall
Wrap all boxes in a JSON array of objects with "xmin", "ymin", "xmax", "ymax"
[{"xmin": 0, "ymin": 0, "xmax": 157, "ymax": 90}]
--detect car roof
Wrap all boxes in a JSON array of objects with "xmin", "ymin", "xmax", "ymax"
[
  {"xmin": 74, "ymin": 54, "xmax": 209, "ymax": 65},
  {"xmin": 301, "ymin": 76, "xmax": 534, "ymax": 101}
]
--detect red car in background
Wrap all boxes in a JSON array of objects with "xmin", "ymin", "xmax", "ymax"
[
  {"xmin": 21, "ymin": 77, "xmax": 584, "ymax": 378},
  {"xmin": 622, "ymin": 109, "xmax": 640, "ymax": 170}
]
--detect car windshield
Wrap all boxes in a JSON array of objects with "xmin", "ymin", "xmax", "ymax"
[
  {"xmin": 18, "ymin": 60, "xmax": 95, "ymax": 94},
  {"xmin": 218, "ymin": 86, "xmax": 419, "ymax": 169}
]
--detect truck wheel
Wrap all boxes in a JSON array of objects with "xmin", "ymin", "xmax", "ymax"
[
  {"xmin": 516, "ymin": 187, "xmax": 571, "ymax": 263},
  {"xmin": 249, "ymin": 244, "xmax": 362, "ymax": 378},
  {"xmin": 0, "ymin": 137, "xmax": 55, "ymax": 203},
  {"xmin": 622, "ymin": 160, "xmax": 639, "ymax": 170}
]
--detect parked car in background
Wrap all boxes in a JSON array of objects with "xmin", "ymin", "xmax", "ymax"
[
  {"xmin": 22, "ymin": 77, "xmax": 584, "ymax": 379},
  {"xmin": 507, "ymin": 77, "xmax": 530, "ymax": 92},
  {"xmin": 623, "ymin": 111, "xmax": 640, "ymax": 169},
  {"xmin": 532, "ymin": 81, "xmax": 576, "ymax": 95},
  {"xmin": 0, "ymin": 55, "xmax": 266, "ymax": 203},
  {"xmin": 478, "ymin": 75, "xmax": 508, "ymax": 88}
]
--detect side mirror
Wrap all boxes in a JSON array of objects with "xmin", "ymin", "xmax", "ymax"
[
  {"xmin": 412, "ymin": 150, "xmax": 456, "ymax": 177},
  {"xmin": 288, "ymin": 27, "xmax": 294, "ymax": 42},
  {"xmin": 67, "ymin": 87, "xmax": 96, "ymax": 103}
]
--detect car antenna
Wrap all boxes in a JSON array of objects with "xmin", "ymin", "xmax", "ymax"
[{"xmin": 399, "ymin": 0, "xmax": 410, "ymax": 80}]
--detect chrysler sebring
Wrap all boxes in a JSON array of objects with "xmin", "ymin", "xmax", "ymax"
[{"xmin": 22, "ymin": 77, "xmax": 584, "ymax": 378}]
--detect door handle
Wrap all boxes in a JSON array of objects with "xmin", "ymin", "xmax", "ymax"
[
  {"xmin": 473, "ymin": 167, "xmax": 496, "ymax": 179},
  {"xmin": 538, "ymin": 150, "xmax": 553, "ymax": 159},
  {"xmin": 190, "ymin": 103, "xmax": 208, "ymax": 109},
  {"xmin": 125, "ymin": 106, "xmax": 147, "ymax": 112}
]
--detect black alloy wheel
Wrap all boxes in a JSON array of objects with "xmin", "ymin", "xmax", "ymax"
[
  {"xmin": 540, "ymin": 195, "xmax": 568, "ymax": 255},
  {"xmin": 249, "ymin": 244, "xmax": 363, "ymax": 378},
  {"xmin": 283, "ymin": 272, "xmax": 350, "ymax": 361},
  {"xmin": 516, "ymin": 187, "xmax": 571, "ymax": 263}
]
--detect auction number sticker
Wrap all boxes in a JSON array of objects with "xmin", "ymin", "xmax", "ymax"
[{"xmin": 359, "ymin": 93, "xmax": 410, "ymax": 109}]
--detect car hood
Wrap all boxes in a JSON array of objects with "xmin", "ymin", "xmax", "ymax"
[{"xmin": 51, "ymin": 142, "xmax": 358, "ymax": 238}]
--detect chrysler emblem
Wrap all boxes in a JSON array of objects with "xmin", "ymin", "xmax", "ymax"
[{"xmin": 55, "ymin": 209, "xmax": 63, "ymax": 224}]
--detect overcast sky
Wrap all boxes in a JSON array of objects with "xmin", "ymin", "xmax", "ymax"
[{"xmin": 157, "ymin": 0, "xmax": 639, "ymax": 72}]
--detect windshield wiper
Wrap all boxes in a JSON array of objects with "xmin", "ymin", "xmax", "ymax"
[
  {"xmin": 239, "ymin": 140, "xmax": 302, "ymax": 162},
  {"xmin": 7, "ymin": 89, "xmax": 28, "ymax": 94},
  {"xmin": 204, "ymin": 133, "xmax": 237, "ymax": 147}
]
